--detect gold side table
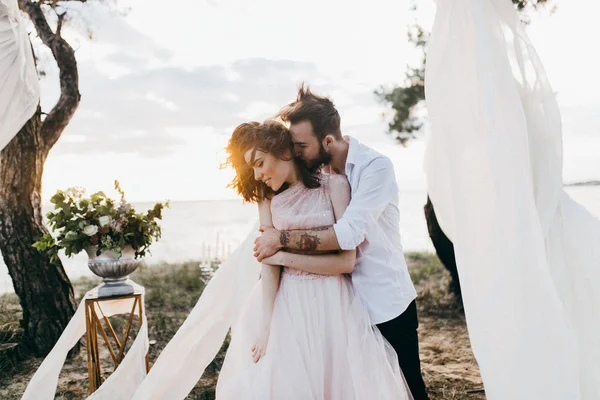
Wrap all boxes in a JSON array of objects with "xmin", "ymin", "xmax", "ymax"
[{"xmin": 84, "ymin": 287, "xmax": 149, "ymax": 393}]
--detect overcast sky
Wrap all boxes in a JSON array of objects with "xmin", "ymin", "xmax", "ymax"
[{"xmin": 32, "ymin": 0, "xmax": 600, "ymax": 201}]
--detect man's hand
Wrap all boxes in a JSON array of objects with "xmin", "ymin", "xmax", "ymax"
[{"xmin": 254, "ymin": 225, "xmax": 285, "ymax": 262}]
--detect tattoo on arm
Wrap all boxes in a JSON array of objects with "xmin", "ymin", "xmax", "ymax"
[
  {"xmin": 279, "ymin": 226, "xmax": 336, "ymax": 252},
  {"xmin": 279, "ymin": 231, "xmax": 291, "ymax": 247},
  {"xmin": 296, "ymin": 234, "xmax": 321, "ymax": 251}
]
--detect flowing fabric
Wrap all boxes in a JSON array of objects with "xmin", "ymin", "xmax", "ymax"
[
  {"xmin": 0, "ymin": 0, "xmax": 39, "ymax": 153},
  {"xmin": 21, "ymin": 285, "xmax": 149, "ymax": 400},
  {"xmin": 129, "ymin": 223, "xmax": 263, "ymax": 399},
  {"xmin": 424, "ymin": 0, "xmax": 600, "ymax": 399},
  {"xmin": 23, "ymin": 226, "xmax": 261, "ymax": 400}
]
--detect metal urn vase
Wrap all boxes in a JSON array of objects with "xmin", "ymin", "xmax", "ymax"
[{"xmin": 85, "ymin": 245, "xmax": 140, "ymax": 298}]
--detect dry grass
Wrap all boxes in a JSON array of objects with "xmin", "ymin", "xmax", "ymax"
[
  {"xmin": 0, "ymin": 254, "xmax": 485, "ymax": 399},
  {"xmin": 405, "ymin": 252, "xmax": 485, "ymax": 399}
]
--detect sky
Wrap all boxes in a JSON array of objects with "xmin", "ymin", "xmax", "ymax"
[{"xmin": 31, "ymin": 0, "xmax": 600, "ymax": 202}]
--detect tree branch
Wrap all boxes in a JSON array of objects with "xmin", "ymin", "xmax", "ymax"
[
  {"xmin": 19, "ymin": 0, "xmax": 81, "ymax": 151},
  {"xmin": 36, "ymin": 0, "xmax": 89, "ymax": 5},
  {"xmin": 55, "ymin": 10, "xmax": 66, "ymax": 37}
]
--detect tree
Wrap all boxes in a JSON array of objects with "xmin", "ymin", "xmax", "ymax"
[
  {"xmin": 0, "ymin": 0, "xmax": 86, "ymax": 356},
  {"xmin": 376, "ymin": 0, "xmax": 554, "ymax": 304}
]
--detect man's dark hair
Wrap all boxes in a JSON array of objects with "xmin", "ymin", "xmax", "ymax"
[{"xmin": 277, "ymin": 83, "xmax": 342, "ymax": 141}]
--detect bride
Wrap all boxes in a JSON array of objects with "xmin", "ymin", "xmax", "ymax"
[
  {"xmin": 211, "ymin": 121, "xmax": 412, "ymax": 400},
  {"xmin": 213, "ymin": 119, "xmax": 413, "ymax": 399}
]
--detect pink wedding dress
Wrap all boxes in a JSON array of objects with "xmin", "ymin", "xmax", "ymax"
[{"xmin": 216, "ymin": 175, "xmax": 413, "ymax": 400}]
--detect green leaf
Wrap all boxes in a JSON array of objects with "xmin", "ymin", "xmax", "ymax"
[{"xmin": 50, "ymin": 191, "xmax": 66, "ymax": 206}]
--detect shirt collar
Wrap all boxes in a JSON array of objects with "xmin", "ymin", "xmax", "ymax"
[{"xmin": 345, "ymin": 135, "xmax": 359, "ymax": 168}]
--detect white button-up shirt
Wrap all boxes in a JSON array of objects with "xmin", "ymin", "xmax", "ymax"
[{"xmin": 333, "ymin": 136, "xmax": 417, "ymax": 324}]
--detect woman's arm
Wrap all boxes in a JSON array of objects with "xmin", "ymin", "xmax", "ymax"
[
  {"xmin": 252, "ymin": 198, "xmax": 280, "ymax": 363},
  {"xmin": 267, "ymin": 249, "xmax": 355, "ymax": 275}
]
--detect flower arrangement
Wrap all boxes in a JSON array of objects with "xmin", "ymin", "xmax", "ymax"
[{"xmin": 33, "ymin": 180, "xmax": 169, "ymax": 264}]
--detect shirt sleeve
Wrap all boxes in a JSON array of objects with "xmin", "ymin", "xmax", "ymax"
[{"xmin": 333, "ymin": 157, "xmax": 397, "ymax": 250}]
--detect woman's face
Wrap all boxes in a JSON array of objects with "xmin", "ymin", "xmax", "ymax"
[{"xmin": 244, "ymin": 148, "xmax": 292, "ymax": 192}]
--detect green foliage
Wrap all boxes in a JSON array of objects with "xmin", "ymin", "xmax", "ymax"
[
  {"xmin": 376, "ymin": 0, "xmax": 553, "ymax": 144},
  {"xmin": 375, "ymin": 25, "xmax": 427, "ymax": 145},
  {"xmin": 33, "ymin": 180, "xmax": 169, "ymax": 264}
]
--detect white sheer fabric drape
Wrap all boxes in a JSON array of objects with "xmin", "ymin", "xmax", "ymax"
[
  {"xmin": 128, "ymin": 223, "xmax": 262, "ymax": 400},
  {"xmin": 0, "ymin": 0, "xmax": 39, "ymax": 153},
  {"xmin": 22, "ymin": 286, "xmax": 149, "ymax": 400},
  {"xmin": 424, "ymin": 0, "xmax": 600, "ymax": 399}
]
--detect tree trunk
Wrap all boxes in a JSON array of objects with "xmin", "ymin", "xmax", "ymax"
[
  {"xmin": 0, "ymin": 111, "xmax": 76, "ymax": 357},
  {"xmin": 0, "ymin": 0, "xmax": 83, "ymax": 356},
  {"xmin": 423, "ymin": 196, "xmax": 462, "ymax": 305}
]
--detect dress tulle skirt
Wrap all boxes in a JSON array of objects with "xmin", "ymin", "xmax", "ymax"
[{"xmin": 216, "ymin": 271, "xmax": 413, "ymax": 400}]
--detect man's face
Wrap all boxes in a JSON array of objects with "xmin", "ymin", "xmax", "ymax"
[{"xmin": 290, "ymin": 120, "xmax": 332, "ymax": 171}]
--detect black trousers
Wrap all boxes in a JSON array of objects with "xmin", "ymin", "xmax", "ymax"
[{"xmin": 376, "ymin": 300, "xmax": 430, "ymax": 400}]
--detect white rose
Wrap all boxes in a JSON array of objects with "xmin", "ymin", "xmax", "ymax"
[
  {"xmin": 83, "ymin": 225, "xmax": 98, "ymax": 236},
  {"xmin": 98, "ymin": 216, "xmax": 112, "ymax": 227},
  {"xmin": 65, "ymin": 231, "xmax": 77, "ymax": 239}
]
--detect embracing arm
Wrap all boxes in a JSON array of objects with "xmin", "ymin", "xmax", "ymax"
[
  {"xmin": 276, "ymin": 226, "xmax": 340, "ymax": 252},
  {"xmin": 254, "ymin": 225, "xmax": 340, "ymax": 257},
  {"xmin": 255, "ymin": 157, "xmax": 396, "ymax": 257},
  {"xmin": 262, "ymin": 175, "xmax": 356, "ymax": 275}
]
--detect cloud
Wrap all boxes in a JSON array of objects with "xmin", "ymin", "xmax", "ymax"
[
  {"xmin": 34, "ymin": 3, "xmax": 393, "ymax": 159},
  {"xmin": 58, "ymin": 1, "xmax": 173, "ymax": 63},
  {"xmin": 51, "ymin": 58, "xmax": 341, "ymax": 157}
]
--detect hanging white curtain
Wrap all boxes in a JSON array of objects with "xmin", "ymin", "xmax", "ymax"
[
  {"xmin": 424, "ymin": 0, "xmax": 600, "ymax": 399},
  {"xmin": 0, "ymin": 0, "xmax": 39, "ymax": 153}
]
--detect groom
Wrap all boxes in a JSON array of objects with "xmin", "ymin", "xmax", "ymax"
[{"xmin": 254, "ymin": 85, "xmax": 430, "ymax": 400}]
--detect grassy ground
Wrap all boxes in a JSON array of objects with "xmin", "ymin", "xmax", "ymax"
[{"xmin": 0, "ymin": 253, "xmax": 485, "ymax": 399}]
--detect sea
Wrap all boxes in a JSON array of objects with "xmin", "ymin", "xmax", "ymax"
[{"xmin": 1, "ymin": 186, "xmax": 599, "ymax": 294}]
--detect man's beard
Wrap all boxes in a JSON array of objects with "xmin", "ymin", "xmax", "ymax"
[{"xmin": 305, "ymin": 145, "xmax": 332, "ymax": 174}]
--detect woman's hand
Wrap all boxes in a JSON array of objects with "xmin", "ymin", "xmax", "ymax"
[{"xmin": 251, "ymin": 326, "xmax": 270, "ymax": 363}]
